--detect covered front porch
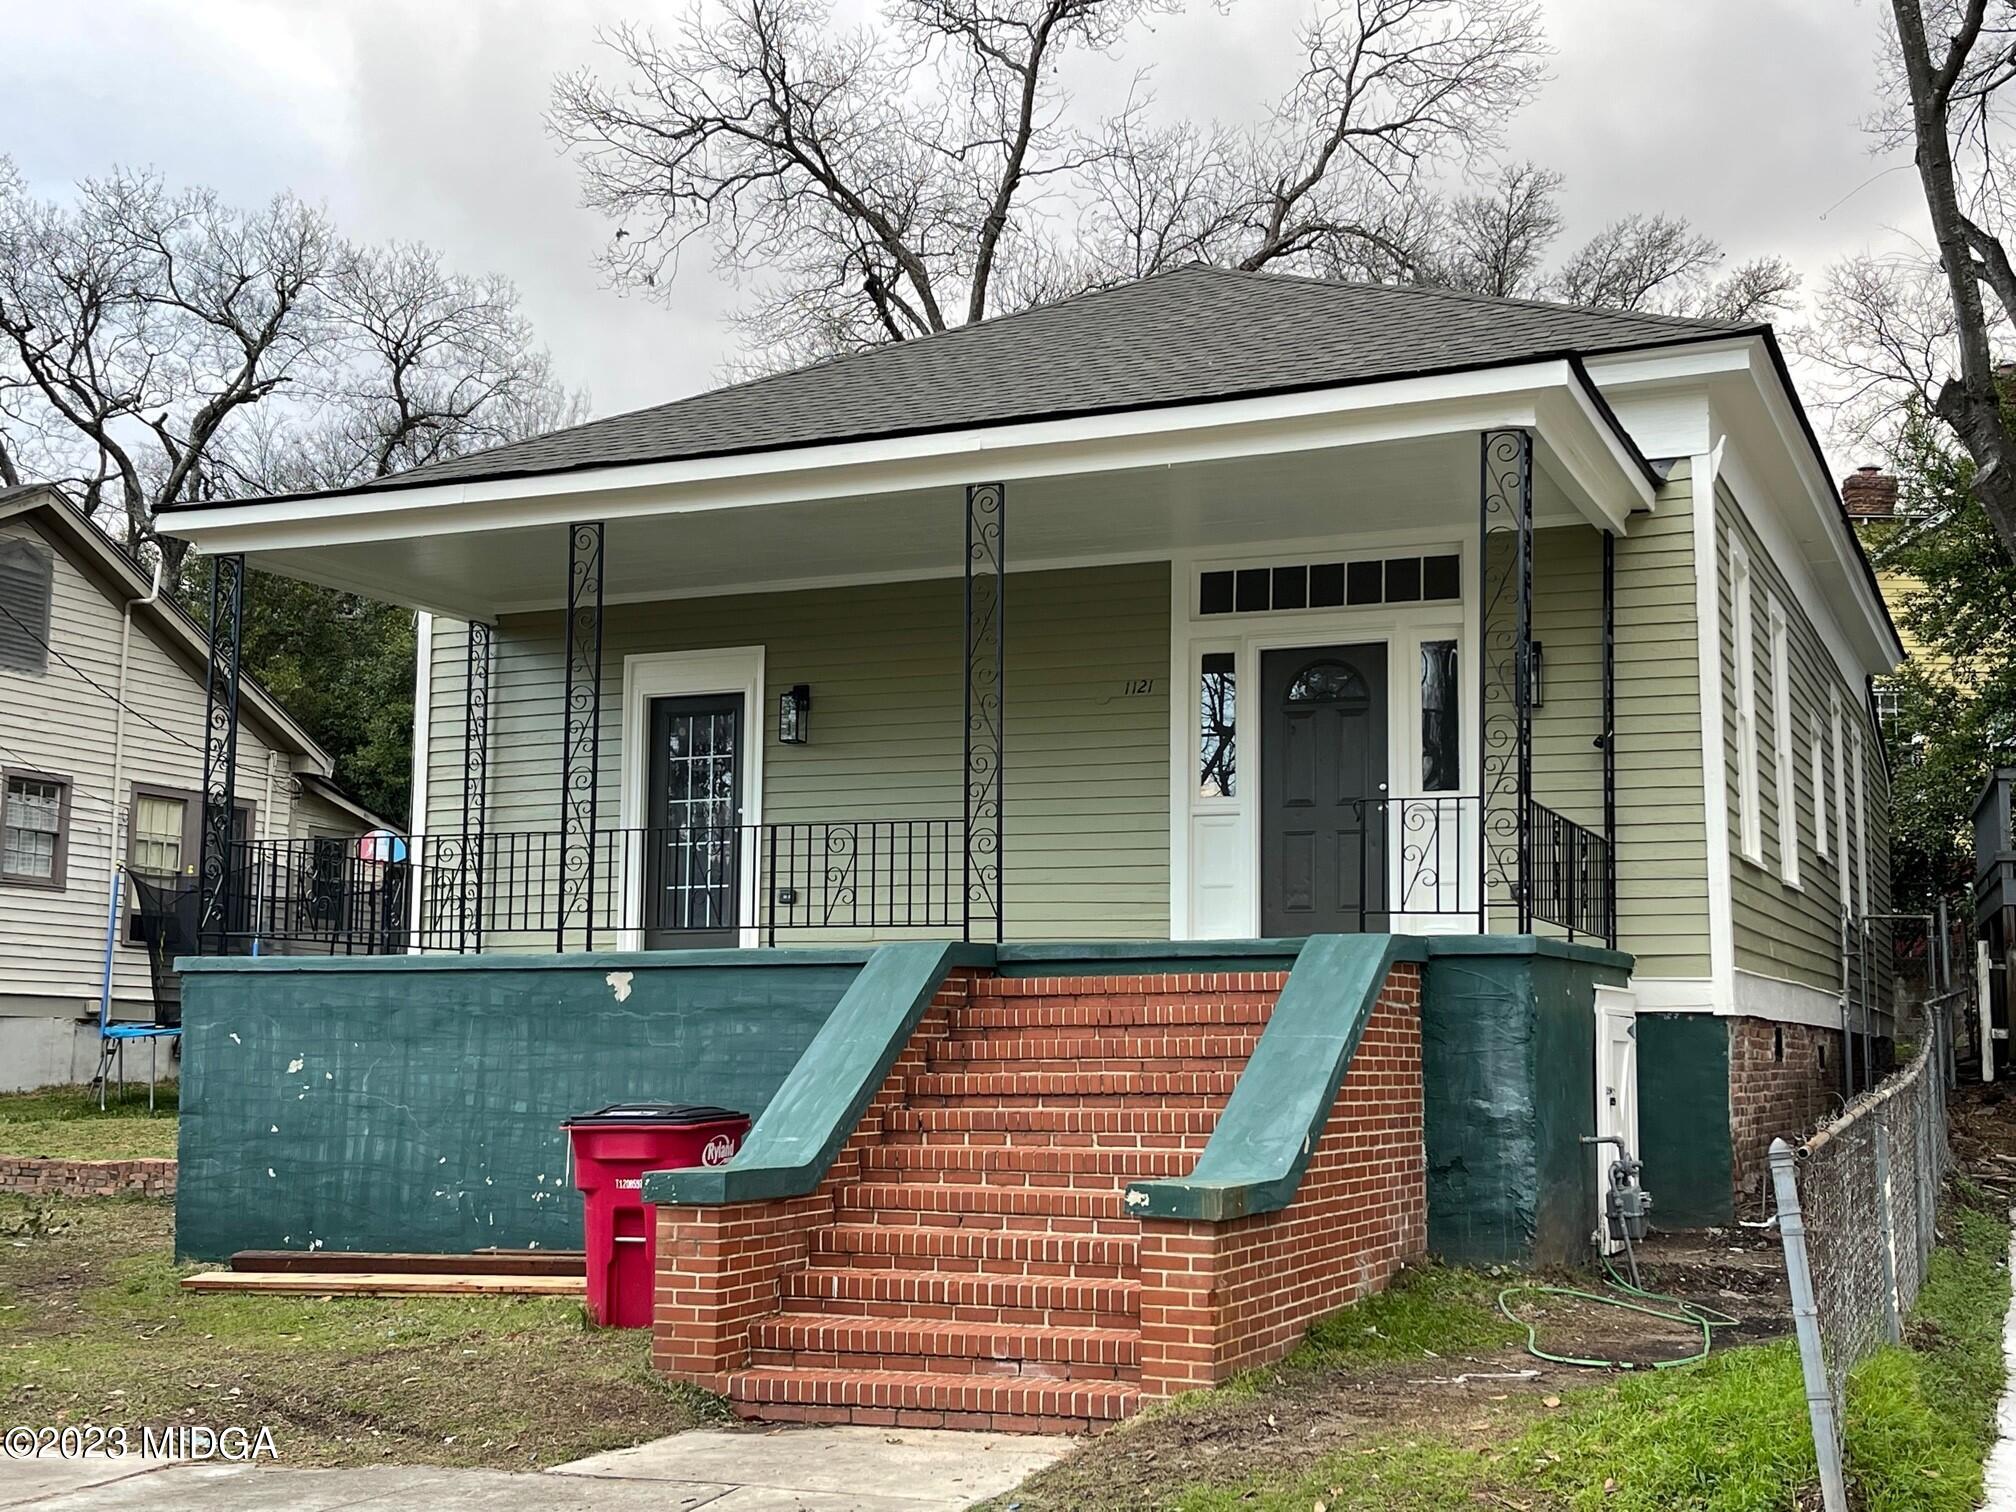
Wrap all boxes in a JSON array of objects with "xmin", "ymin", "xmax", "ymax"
[{"xmin": 163, "ymin": 368, "xmax": 1648, "ymax": 957}]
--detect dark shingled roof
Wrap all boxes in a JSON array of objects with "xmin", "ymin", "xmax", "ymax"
[{"xmin": 175, "ymin": 264, "xmax": 1751, "ymax": 506}]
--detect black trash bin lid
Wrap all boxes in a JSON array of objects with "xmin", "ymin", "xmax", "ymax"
[{"xmin": 562, "ymin": 1102, "xmax": 747, "ymax": 1128}]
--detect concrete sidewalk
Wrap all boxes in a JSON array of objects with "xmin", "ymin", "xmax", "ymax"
[{"xmin": 0, "ymin": 1425, "xmax": 1069, "ymax": 1511}]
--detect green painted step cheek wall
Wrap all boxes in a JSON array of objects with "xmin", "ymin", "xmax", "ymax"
[
  {"xmin": 173, "ymin": 954, "xmax": 864, "ymax": 1260},
  {"xmin": 1420, "ymin": 939, "xmax": 1632, "ymax": 1268}
]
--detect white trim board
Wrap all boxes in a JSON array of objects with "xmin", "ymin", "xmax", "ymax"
[
  {"xmin": 1624, "ymin": 970, "xmax": 1857, "ymax": 1033},
  {"xmin": 160, "ymin": 360, "xmax": 1653, "ymax": 557},
  {"xmin": 1693, "ymin": 442, "xmax": 1740, "ymax": 1021},
  {"xmin": 617, "ymin": 647, "xmax": 768, "ymax": 951}
]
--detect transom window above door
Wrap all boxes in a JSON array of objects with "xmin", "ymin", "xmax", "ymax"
[{"xmin": 1199, "ymin": 553, "xmax": 1461, "ymax": 616}]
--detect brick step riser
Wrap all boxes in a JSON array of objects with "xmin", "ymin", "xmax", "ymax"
[
  {"xmin": 812, "ymin": 1228, "xmax": 1139, "ymax": 1269},
  {"xmin": 778, "ymin": 1298, "xmax": 1140, "ymax": 1331},
  {"xmin": 968, "ymin": 976, "xmax": 1288, "ymax": 1000},
  {"xmin": 928, "ymin": 1035, "xmax": 1263, "ymax": 1063},
  {"xmin": 725, "ymin": 1400, "xmax": 1124, "ymax": 1435},
  {"xmin": 834, "ymin": 1211, "xmax": 1138, "ymax": 1238},
  {"xmin": 782, "ymin": 1268, "xmax": 1139, "ymax": 1315},
  {"xmin": 725, "ymin": 1368, "xmax": 1142, "ymax": 1430},
  {"xmin": 878, "ymin": 1131, "xmax": 1213, "ymax": 1154},
  {"xmin": 750, "ymin": 1319, "xmax": 1140, "ymax": 1367},
  {"xmin": 921, "ymin": 1059, "xmax": 1252, "ymax": 1079},
  {"xmin": 864, "ymin": 1145, "xmax": 1195, "ymax": 1176},
  {"xmin": 954, "ymin": 1002, "xmax": 1275, "ymax": 1030},
  {"xmin": 909, "ymin": 1075, "xmax": 1242, "ymax": 1099},
  {"xmin": 836, "ymin": 1183, "xmax": 1128, "ymax": 1221},
  {"xmin": 750, "ymin": 1349, "xmax": 1139, "ymax": 1382},
  {"xmin": 885, "ymin": 1107, "xmax": 1225, "ymax": 1136}
]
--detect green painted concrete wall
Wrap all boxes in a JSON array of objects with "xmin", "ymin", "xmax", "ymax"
[
  {"xmin": 1421, "ymin": 939, "xmax": 1630, "ymax": 1267},
  {"xmin": 1635, "ymin": 1012, "xmax": 1734, "ymax": 1227},
  {"xmin": 174, "ymin": 952, "xmax": 865, "ymax": 1260}
]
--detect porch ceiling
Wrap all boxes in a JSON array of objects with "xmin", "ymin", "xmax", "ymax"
[{"xmin": 205, "ymin": 432, "xmax": 1586, "ymax": 620}]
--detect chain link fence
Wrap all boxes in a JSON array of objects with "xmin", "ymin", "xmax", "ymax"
[{"xmin": 1771, "ymin": 989, "xmax": 1961, "ymax": 1512}]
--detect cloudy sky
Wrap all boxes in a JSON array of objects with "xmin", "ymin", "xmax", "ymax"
[{"xmin": 2, "ymin": 0, "xmax": 1927, "ymax": 454}]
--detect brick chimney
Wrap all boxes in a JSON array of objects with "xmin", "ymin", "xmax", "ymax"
[{"xmin": 1842, "ymin": 464, "xmax": 1898, "ymax": 519}]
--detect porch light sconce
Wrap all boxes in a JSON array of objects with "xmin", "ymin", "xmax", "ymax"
[
  {"xmin": 1527, "ymin": 642, "xmax": 1546, "ymax": 709},
  {"xmin": 779, "ymin": 683, "xmax": 812, "ymax": 744}
]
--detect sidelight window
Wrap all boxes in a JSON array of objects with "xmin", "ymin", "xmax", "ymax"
[
  {"xmin": 1199, "ymin": 652, "xmax": 1236, "ymax": 798},
  {"xmin": 1421, "ymin": 642, "xmax": 1460, "ymax": 791}
]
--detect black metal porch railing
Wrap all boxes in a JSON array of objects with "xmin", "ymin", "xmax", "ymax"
[
  {"xmin": 219, "ymin": 819, "xmax": 967, "ymax": 954},
  {"xmin": 211, "ymin": 797, "xmax": 1618, "ymax": 955},
  {"xmin": 1527, "ymin": 799, "xmax": 1615, "ymax": 946}
]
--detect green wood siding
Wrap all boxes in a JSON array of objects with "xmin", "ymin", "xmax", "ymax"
[
  {"xmin": 1716, "ymin": 480, "xmax": 1892, "ymax": 990},
  {"xmin": 426, "ymin": 563, "xmax": 1172, "ymax": 942},
  {"xmin": 1521, "ymin": 465, "xmax": 1709, "ymax": 979}
]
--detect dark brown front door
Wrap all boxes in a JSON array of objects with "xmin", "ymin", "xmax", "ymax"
[
  {"xmin": 644, "ymin": 693, "xmax": 744, "ymax": 948},
  {"xmin": 1260, "ymin": 644, "xmax": 1389, "ymax": 937}
]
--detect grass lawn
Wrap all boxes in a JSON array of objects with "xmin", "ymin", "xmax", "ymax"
[
  {"xmin": 0, "ymin": 1084, "xmax": 180, "ymax": 1162},
  {"xmin": 989, "ymin": 1185, "xmax": 2011, "ymax": 1512},
  {"xmin": 0, "ymin": 1194, "xmax": 723, "ymax": 1468}
]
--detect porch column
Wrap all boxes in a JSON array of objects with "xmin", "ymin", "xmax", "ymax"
[
  {"xmin": 462, "ymin": 619, "xmax": 494, "ymax": 952},
  {"xmin": 197, "ymin": 553, "xmax": 246, "ymax": 955},
  {"xmin": 1600, "ymin": 531, "xmax": 1618, "ymax": 948},
  {"xmin": 559, "ymin": 523, "xmax": 604, "ymax": 952},
  {"xmin": 964, "ymin": 482, "xmax": 1005, "ymax": 945},
  {"xmin": 1478, "ymin": 431, "xmax": 1533, "ymax": 933}
]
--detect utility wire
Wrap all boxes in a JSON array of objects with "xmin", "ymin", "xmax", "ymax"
[{"xmin": 0, "ymin": 595, "xmax": 204, "ymax": 755}]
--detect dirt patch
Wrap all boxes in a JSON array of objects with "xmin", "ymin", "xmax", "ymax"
[
  {"xmin": 999, "ymin": 1239, "xmax": 1792, "ymax": 1512},
  {"xmin": 0, "ymin": 1194, "xmax": 718, "ymax": 1468}
]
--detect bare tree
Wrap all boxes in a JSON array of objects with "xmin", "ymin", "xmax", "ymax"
[
  {"xmin": 553, "ymin": 0, "xmax": 1545, "ymax": 365},
  {"xmin": 0, "ymin": 167, "xmax": 337, "ymax": 562},
  {"xmin": 1875, "ymin": 0, "xmax": 2016, "ymax": 563},
  {"xmin": 0, "ymin": 161, "xmax": 577, "ymax": 560},
  {"xmin": 1549, "ymin": 213, "xmax": 1797, "ymax": 322},
  {"xmin": 1418, "ymin": 159, "xmax": 1560, "ymax": 296}
]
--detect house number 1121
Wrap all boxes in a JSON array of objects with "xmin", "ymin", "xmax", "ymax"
[{"xmin": 1121, "ymin": 678, "xmax": 1156, "ymax": 695}]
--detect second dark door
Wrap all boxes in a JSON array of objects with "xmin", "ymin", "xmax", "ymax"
[
  {"xmin": 645, "ymin": 693, "xmax": 744, "ymax": 948},
  {"xmin": 1260, "ymin": 643, "xmax": 1389, "ymax": 936}
]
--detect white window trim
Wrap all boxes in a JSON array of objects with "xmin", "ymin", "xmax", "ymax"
[
  {"xmin": 1831, "ymin": 688, "xmax": 1849, "ymax": 904},
  {"xmin": 1767, "ymin": 597, "xmax": 1799, "ymax": 888},
  {"xmin": 618, "ymin": 646, "xmax": 767, "ymax": 950},
  {"xmin": 1853, "ymin": 722, "xmax": 1870, "ymax": 920},
  {"xmin": 1731, "ymin": 541, "xmax": 1763, "ymax": 865},
  {"xmin": 1812, "ymin": 704, "xmax": 1829, "ymax": 861}
]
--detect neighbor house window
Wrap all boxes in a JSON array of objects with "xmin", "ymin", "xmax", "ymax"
[
  {"xmin": 1731, "ymin": 543, "xmax": 1762, "ymax": 863},
  {"xmin": 1421, "ymin": 641, "xmax": 1460, "ymax": 791},
  {"xmin": 130, "ymin": 793, "xmax": 190, "ymax": 878},
  {"xmin": 1768, "ymin": 598, "xmax": 1799, "ymax": 887},
  {"xmin": 1, "ymin": 772, "xmax": 70, "ymax": 886},
  {"xmin": 0, "ymin": 538, "xmax": 54, "ymax": 676},
  {"xmin": 1198, "ymin": 652, "xmax": 1236, "ymax": 798}
]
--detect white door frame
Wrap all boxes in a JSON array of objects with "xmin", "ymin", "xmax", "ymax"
[
  {"xmin": 1593, "ymin": 984, "xmax": 1640, "ymax": 1256},
  {"xmin": 619, "ymin": 646, "xmax": 767, "ymax": 950},
  {"xmin": 1168, "ymin": 531, "xmax": 1481, "ymax": 940}
]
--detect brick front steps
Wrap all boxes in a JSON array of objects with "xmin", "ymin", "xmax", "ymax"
[{"xmin": 655, "ymin": 961, "xmax": 1425, "ymax": 1434}]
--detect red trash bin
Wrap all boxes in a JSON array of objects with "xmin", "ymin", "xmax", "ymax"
[{"xmin": 563, "ymin": 1102, "xmax": 751, "ymax": 1328}]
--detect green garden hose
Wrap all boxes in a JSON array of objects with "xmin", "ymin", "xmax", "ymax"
[{"xmin": 1497, "ymin": 1258, "xmax": 1741, "ymax": 1371}]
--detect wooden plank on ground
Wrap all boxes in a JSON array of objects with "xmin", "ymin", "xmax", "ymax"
[
  {"xmin": 182, "ymin": 1270, "xmax": 585, "ymax": 1297},
  {"xmin": 228, "ymin": 1249, "xmax": 583, "ymax": 1277}
]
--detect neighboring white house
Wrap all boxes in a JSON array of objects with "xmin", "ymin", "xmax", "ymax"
[{"xmin": 0, "ymin": 485, "xmax": 386, "ymax": 1090}]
